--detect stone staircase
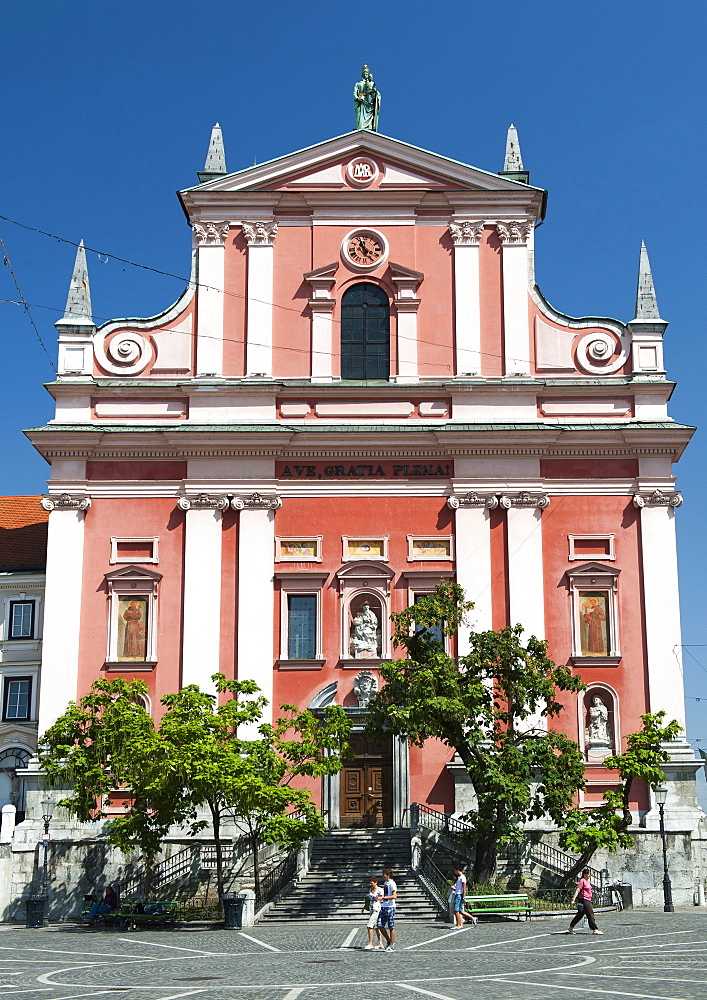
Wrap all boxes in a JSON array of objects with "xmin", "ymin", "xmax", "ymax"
[{"xmin": 261, "ymin": 827, "xmax": 443, "ymax": 922}]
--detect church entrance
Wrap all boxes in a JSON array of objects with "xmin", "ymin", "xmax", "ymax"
[{"xmin": 340, "ymin": 733, "xmax": 393, "ymax": 827}]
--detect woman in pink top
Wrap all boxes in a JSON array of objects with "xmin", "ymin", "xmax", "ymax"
[{"xmin": 567, "ymin": 867, "xmax": 603, "ymax": 934}]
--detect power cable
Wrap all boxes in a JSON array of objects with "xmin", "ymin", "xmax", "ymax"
[{"xmin": 0, "ymin": 236, "xmax": 57, "ymax": 373}]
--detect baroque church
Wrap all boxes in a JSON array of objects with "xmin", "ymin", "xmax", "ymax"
[{"xmin": 14, "ymin": 69, "xmax": 705, "ymax": 903}]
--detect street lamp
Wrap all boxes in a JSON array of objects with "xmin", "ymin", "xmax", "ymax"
[
  {"xmin": 40, "ymin": 798, "xmax": 53, "ymax": 908},
  {"xmin": 654, "ymin": 786, "xmax": 674, "ymax": 913}
]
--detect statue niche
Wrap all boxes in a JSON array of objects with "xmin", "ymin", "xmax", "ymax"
[
  {"xmin": 585, "ymin": 692, "xmax": 614, "ymax": 756},
  {"xmin": 349, "ymin": 598, "xmax": 381, "ymax": 658}
]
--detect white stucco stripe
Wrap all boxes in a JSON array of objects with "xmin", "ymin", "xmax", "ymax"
[
  {"xmin": 195, "ymin": 244, "xmax": 225, "ymax": 375},
  {"xmin": 182, "ymin": 508, "xmax": 223, "ymax": 697},
  {"xmin": 501, "ymin": 243, "xmax": 531, "ymax": 374},
  {"xmin": 453, "ymin": 243, "xmax": 481, "ymax": 374},
  {"xmin": 246, "ymin": 244, "xmax": 274, "ymax": 376},
  {"xmin": 38, "ymin": 509, "xmax": 86, "ymax": 733},
  {"xmin": 237, "ymin": 507, "xmax": 276, "ymax": 731},
  {"xmin": 454, "ymin": 505, "xmax": 492, "ymax": 651}
]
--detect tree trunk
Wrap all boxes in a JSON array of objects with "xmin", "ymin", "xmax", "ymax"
[
  {"xmin": 210, "ymin": 801, "xmax": 224, "ymax": 899},
  {"xmin": 561, "ymin": 848, "xmax": 598, "ymax": 888},
  {"xmin": 251, "ymin": 829, "xmax": 261, "ymax": 901},
  {"xmin": 472, "ymin": 836, "xmax": 497, "ymax": 884},
  {"xmin": 144, "ymin": 853, "xmax": 156, "ymax": 897}
]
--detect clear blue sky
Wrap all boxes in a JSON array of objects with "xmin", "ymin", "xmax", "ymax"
[{"xmin": 2, "ymin": 2, "xmax": 705, "ymax": 796}]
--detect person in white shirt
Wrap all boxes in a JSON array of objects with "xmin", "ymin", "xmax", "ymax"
[
  {"xmin": 451, "ymin": 866, "xmax": 478, "ymax": 928},
  {"xmin": 361, "ymin": 876, "xmax": 384, "ymax": 949},
  {"xmin": 377, "ymin": 867, "xmax": 397, "ymax": 951}
]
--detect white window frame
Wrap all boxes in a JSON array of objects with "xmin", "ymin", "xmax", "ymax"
[
  {"xmin": 2, "ymin": 592, "xmax": 43, "ymax": 645},
  {"xmin": 403, "ymin": 571, "xmax": 455, "ymax": 653},
  {"xmin": 0, "ymin": 664, "xmax": 39, "ymax": 722},
  {"xmin": 110, "ymin": 537, "xmax": 159, "ymax": 564},
  {"xmin": 568, "ymin": 533, "xmax": 615, "ymax": 561},
  {"xmin": 342, "ymin": 536, "xmax": 389, "ymax": 562},
  {"xmin": 275, "ymin": 536, "xmax": 323, "ymax": 562},
  {"xmin": 104, "ymin": 566, "xmax": 161, "ymax": 668},
  {"xmin": 567, "ymin": 562, "xmax": 621, "ymax": 666},
  {"xmin": 276, "ymin": 573, "xmax": 327, "ymax": 667}
]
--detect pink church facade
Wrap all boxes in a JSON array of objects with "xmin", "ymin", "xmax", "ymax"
[{"xmin": 29, "ymin": 126, "xmax": 702, "ymax": 832}]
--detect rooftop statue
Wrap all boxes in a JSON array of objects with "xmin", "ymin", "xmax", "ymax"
[{"xmin": 354, "ymin": 64, "xmax": 381, "ymax": 132}]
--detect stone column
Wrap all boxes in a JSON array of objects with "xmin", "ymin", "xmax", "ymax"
[
  {"xmin": 305, "ymin": 264, "xmax": 336, "ymax": 381},
  {"xmin": 447, "ymin": 492, "xmax": 496, "ymax": 653},
  {"xmin": 193, "ymin": 222, "xmax": 229, "ymax": 376},
  {"xmin": 233, "ymin": 493, "xmax": 281, "ymax": 734},
  {"xmin": 38, "ymin": 495, "xmax": 90, "ymax": 733},
  {"xmin": 242, "ymin": 221, "xmax": 278, "ymax": 377},
  {"xmin": 449, "ymin": 221, "xmax": 484, "ymax": 375},
  {"xmin": 179, "ymin": 494, "xmax": 229, "ymax": 698},
  {"xmin": 502, "ymin": 492, "xmax": 550, "ymax": 731},
  {"xmin": 390, "ymin": 263, "xmax": 423, "ymax": 382},
  {"xmin": 496, "ymin": 221, "xmax": 533, "ymax": 375},
  {"xmin": 633, "ymin": 491, "xmax": 687, "ymax": 729}
]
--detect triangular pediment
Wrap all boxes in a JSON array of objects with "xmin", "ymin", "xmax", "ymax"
[
  {"xmin": 180, "ymin": 131, "xmax": 545, "ymax": 198},
  {"xmin": 104, "ymin": 564, "xmax": 162, "ymax": 584}
]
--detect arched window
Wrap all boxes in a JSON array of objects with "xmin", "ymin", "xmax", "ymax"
[{"xmin": 341, "ymin": 283, "xmax": 390, "ymax": 380}]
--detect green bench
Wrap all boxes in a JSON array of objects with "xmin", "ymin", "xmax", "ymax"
[
  {"xmin": 466, "ymin": 893, "xmax": 531, "ymax": 921},
  {"xmin": 117, "ymin": 901, "xmax": 179, "ymax": 928}
]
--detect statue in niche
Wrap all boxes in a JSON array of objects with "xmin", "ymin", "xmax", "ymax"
[
  {"xmin": 354, "ymin": 64, "xmax": 381, "ymax": 131},
  {"xmin": 586, "ymin": 695, "xmax": 612, "ymax": 749},
  {"xmin": 350, "ymin": 600, "xmax": 379, "ymax": 658},
  {"xmin": 354, "ymin": 670, "xmax": 378, "ymax": 709}
]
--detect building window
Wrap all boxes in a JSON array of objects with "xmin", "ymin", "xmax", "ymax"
[
  {"xmin": 341, "ymin": 283, "xmax": 390, "ymax": 380},
  {"xmin": 277, "ymin": 573, "xmax": 327, "ymax": 667},
  {"xmin": 2, "ymin": 677, "xmax": 32, "ymax": 721},
  {"xmin": 567, "ymin": 562, "xmax": 621, "ymax": 665},
  {"xmin": 414, "ymin": 594, "xmax": 445, "ymax": 646},
  {"xmin": 288, "ymin": 595, "xmax": 317, "ymax": 659},
  {"xmin": 8, "ymin": 601, "xmax": 35, "ymax": 640}
]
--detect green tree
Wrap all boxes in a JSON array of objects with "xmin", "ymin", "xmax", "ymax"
[
  {"xmin": 559, "ymin": 711, "xmax": 682, "ymax": 884},
  {"xmin": 365, "ymin": 581, "xmax": 587, "ymax": 881},
  {"xmin": 39, "ymin": 675, "xmax": 351, "ymax": 899}
]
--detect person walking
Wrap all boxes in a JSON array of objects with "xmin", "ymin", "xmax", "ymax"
[
  {"xmin": 567, "ymin": 867, "xmax": 603, "ymax": 934},
  {"xmin": 361, "ymin": 876, "xmax": 384, "ymax": 950},
  {"xmin": 451, "ymin": 866, "xmax": 478, "ymax": 927},
  {"xmin": 378, "ymin": 867, "xmax": 397, "ymax": 951}
]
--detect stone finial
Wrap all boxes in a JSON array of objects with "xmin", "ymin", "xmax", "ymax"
[
  {"xmin": 503, "ymin": 124, "xmax": 524, "ymax": 172},
  {"xmin": 56, "ymin": 241, "xmax": 93, "ymax": 327},
  {"xmin": 634, "ymin": 241, "xmax": 663, "ymax": 321},
  {"xmin": 198, "ymin": 123, "xmax": 228, "ymax": 183}
]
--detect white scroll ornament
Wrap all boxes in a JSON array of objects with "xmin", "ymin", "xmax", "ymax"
[{"xmin": 94, "ymin": 330, "xmax": 154, "ymax": 376}]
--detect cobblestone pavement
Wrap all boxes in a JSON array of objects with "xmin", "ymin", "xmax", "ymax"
[{"xmin": 1, "ymin": 910, "xmax": 706, "ymax": 1000}]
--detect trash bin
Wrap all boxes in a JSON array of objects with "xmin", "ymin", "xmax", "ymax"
[
  {"xmin": 610, "ymin": 882, "xmax": 633, "ymax": 910},
  {"xmin": 221, "ymin": 895, "xmax": 245, "ymax": 930},
  {"xmin": 26, "ymin": 896, "xmax": 47, "ymax": 928}
]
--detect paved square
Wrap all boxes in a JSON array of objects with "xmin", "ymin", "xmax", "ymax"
[{"xmin": 1, "ymin": 910, "xmax": 706, "ymax": 1000}]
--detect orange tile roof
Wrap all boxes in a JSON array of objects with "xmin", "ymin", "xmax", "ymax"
[{"xmin": 0, "ymin": 496, "xmax": 48, "ymax": 571}]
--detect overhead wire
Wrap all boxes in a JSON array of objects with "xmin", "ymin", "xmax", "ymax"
[{"xmin": 0, "ymin": 235, "xmax": 57, "ymax": 372}]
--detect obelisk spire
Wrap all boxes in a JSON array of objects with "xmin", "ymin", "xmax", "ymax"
[
  {"xmin": 58, "ymin": 240, "xmax": 93, "ymax": 326},
  {"xmin": 498, "ymin": 124, "xmax": 529, "ymax": 184},
  {"xmin": 198, "ymin": 123, "xmax": 228, "ymax": 183},
  {"xmin": 634, "ymin": 240, "xmax": 662, "ymax": 321}
]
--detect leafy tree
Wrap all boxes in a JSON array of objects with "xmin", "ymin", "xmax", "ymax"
[
  {"xmin": 559, "ymin": 711, "xmax": 682, "ymax": 883},
  {"xmin": 40, "ymin": 675, "xmax": 351, "ymax": 899},
  {"xmin": 365, "ymin": 581, "xmax": 587, "ymax": 881}
]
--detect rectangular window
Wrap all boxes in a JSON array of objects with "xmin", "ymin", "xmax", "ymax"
[
  {"xmin": 9, "ymin": 601, "xmax": 34, "ymax": 639},
  {"xmin": 3, "ymin": 677, "xmax": 32, "ymax": 720},
  {"xmin": 288, "ymin": 595, "xmax": 317, "ymax": 660},
  {"xmin": 568, "ymin": 534, "xmax": 615, "ymax": 561},
  {"xmin": 414, "ymin": 594, "xmax": 444, "ymax": 646}
]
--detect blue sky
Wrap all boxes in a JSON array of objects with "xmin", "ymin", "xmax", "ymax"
[{"xmin": 2, "ymin": 2, "xmax": 706, "ymax": 798}]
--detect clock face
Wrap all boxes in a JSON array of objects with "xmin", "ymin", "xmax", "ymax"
[{"xmin": 344, "ymin": 230, "xmax": 386, "ymax": 268}]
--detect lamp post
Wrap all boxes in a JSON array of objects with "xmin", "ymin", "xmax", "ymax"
[
  {"xmin": 654, "ymin": 786, "xmax": 674, "ymax": 913},
  {"xmin": 40, "ymin": 798, "xmax": 53, "ymax": 910}
]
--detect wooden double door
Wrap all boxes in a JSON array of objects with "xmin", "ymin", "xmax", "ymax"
[{"xmin": 340, "ymin": 734, "xmax": 393, "ymax": 827}]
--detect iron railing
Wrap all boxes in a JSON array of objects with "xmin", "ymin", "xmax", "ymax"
[
  {"xmin": 525, "ymin": 839, "xmax": 604, "ymax": 885},
  {"xmin": 414, "ymin": 803, "xmax": 474, "ymax": 838},
  {"xmin": 119, "ymin": 844, "xmax": 198, "ymax": 898},
  {"xmin": 254, "ymin": 849, "xmax": 299, "ymax": 913},
  {"xmin": 200, "ymin": 844, "xmax": 234, "ymax": 870},
  {"xmin": 412, "ymin": 847, "xmax": 453, "ymax": 920}
]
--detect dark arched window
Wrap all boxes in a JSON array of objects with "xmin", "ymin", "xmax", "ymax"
[{"xmin": 341, "ymin": 283, "xmax": 390, "ymax": 380}]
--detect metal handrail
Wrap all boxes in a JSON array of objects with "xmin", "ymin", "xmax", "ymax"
[
  {"xmin": 413, "ymin": 847, "xmax": 453, "ymax": 920},
  {"xmin": 415, "ymin": 803, "xmax": 475, "ymax": 837},
  {"xmin": 254, "ymin": 849, "xmax": 299, "ymax": 912},
  {"xmin": 527, "ymin": 840, "xmax": 603, "ymax": 885}
]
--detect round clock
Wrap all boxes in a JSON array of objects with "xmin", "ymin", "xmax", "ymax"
[{"xmin": 342, "ymin": 228, "xmax": 388, "ymax": 270}]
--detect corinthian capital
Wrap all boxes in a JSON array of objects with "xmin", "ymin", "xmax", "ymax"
[
  {"xmin": 447, "ymin": 492, "xmax": 498, "ymax": 509},
  {"xmin": 496, "ymin": 221, "xmax": 533, "ymax": 245},
  {"xmin": 448, "ymin": 220, "xmax": 485, "ymax": 246},
  {"xmin": 498, "ymin": 491, "xmax": 550, "ymax": 509},
  {"xmin": 40, "ymin": 493, "xmax": 91, "ymax": 512},
  {"xmin": 241, "ymin": 220, "xmax": 278, "ymax": 246},
  {"xmin": 231, "ymin": 492, "xmax": 282, "ymax": 510},
  {"xmin": 177, "ymin": 494, "xmax": 230, "ymax": 511},
  {"xmin": 633, "ymin": 489, "xmax": 683, "ymax": 509},
  {"xmin": 192, "ymin": 221, "xmax": 230, "ymax": 246}
]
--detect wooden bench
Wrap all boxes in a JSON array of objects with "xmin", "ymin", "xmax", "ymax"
[{"xmin": 466, "ymin": 893, "xmax": 531, "ymax": 921}]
